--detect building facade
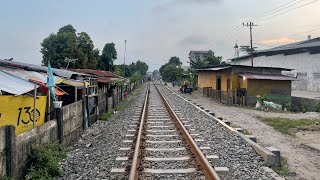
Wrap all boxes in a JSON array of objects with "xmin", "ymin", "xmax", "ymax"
[
  {"xmin": 189, "ymin": 50, "xmax": 214, "ymax": 64},
  {"xmin": 197, "ymin": 65, "xmax": 294, "ymax": 105},
  {"xmin": 229, "ymin": 37, "xmax": 320, "ymax": 91}
]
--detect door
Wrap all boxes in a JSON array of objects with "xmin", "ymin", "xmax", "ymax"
[{"xmin": 216, "ymin": 76, "xmax": 221, "ymax": 90}]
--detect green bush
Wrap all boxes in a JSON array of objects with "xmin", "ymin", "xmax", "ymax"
[
  {"xmin": 100, "ymin": 112, "xmax": 113, "ymax": 121},
  {"xmin": 25, "ymin": 143, "xmax": 67, "ymax": 180}
]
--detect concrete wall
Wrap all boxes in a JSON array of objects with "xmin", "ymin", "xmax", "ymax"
[
  {"xmin": 0, "ymin": 83, "xmax": 138, "ymax": 178},
  {"xmin": 14, "ymin": 121, "xmax": 57, "ymax": 179},
  {"xmin": 98, "ymin": 93, "xmax": 107, "ymax": 115},
  {"xmin": 230, "ymin": 52, "xmax": 320, "ymax": 91},
  {"xmin": 0, "ymin": 126, "xmax": 6, "ymax": 176},
  {"xmin": 62, "ymin": 100, "xmax": 83, "ymax": 146}
]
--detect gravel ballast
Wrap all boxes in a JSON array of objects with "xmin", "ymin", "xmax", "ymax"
[{"xmin": 157, "ymin": 84, "xmax": 275, "ymax": 180}]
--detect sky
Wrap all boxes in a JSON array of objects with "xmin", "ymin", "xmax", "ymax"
[{"xmin": 0, "ymin": 0, "xmax": 319, "ymax": 71}]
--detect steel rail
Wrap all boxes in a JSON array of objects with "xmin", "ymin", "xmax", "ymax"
[
  {"xmin": 154, "ymin": 83, "xmax": 221, "ymax": 180},
  {"xmin": 128, "ymin": 83, "xmax": 150, "ymax": 180}
]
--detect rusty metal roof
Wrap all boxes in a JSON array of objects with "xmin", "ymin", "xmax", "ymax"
[
  {"xmin": 70, "ymin": 69, "xmax": 124, "ymax": 83},
  {"xmin": 70, "ymin": 69, "xmax": 122, "ymax": 78},
  {"xmin": 238, "ymin": 74, "xmax": 296, "ymax": 81}
]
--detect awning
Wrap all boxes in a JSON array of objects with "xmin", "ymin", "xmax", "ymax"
[
  {"xmin": 30, "ymin": 80, "xmax": 66, "ymax": 96},
  {"xmin": 239, "ymin": 74, "xmax": 296, "ymax": 81},
  {"xmin": 0, "ymin": 70, "xmax": 37, "ymax": 95}
]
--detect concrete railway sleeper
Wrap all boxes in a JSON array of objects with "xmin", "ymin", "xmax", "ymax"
[{"xmin": 111, "ymin": 83, "xmax": 221, "ymax": 179}]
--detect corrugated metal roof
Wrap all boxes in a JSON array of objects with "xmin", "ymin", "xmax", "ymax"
[
  {"xmin": 70, "ymin": 69, "xmax": 123, "ymax": 79},
  {"xmin": 196, "ymin": 66, "xmax": 231, "ymax": 71},
  {"xmin": 238, "ymin": 74, "xmax": 296, "ymax": 81},
  {"xmin": 230, "ymin": 37, "xmax": 320, "ymax": 61},
  {"xmin": 0, "ymin": 70, "xmax": 37, "ymax": 95},
  {"xmin": 0, "ymin": 66, "xmax": 63, "ymax": 84},
  {"xmin": 0, "ymin": 59, "xmax": 86, "ymax": 78}
]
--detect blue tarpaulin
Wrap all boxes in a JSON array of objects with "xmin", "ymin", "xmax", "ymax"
[{"xmin": 46, "ymin": 64, "xmax": 56, "ymax": 101}]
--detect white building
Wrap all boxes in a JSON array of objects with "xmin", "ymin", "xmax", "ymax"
[
  {"xmin": 189, "ymin": 50, "xmax": 214, "ymax": 63},
  {"xmin": 229, "ymin": 37, "xmax": 320, "ymax": 91}
]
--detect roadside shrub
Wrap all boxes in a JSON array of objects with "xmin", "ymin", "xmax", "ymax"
[
  {"xmin": 25, "ymin": 143, "xmax": 67, "ymax": 180},
  {"xmin": 302, "ymin": 104, "xmax": 309, "ymax": 113},
  {"xmin": 316, "ymin": 102, "xmax": 320, "ymax": 112},
  {"xmin": 100, "ymin": 112, "xmax": 113, "ymax": 121},
  {"xmin": 257, "ymin": 94, "xmax": 266, "ymax": 104}
]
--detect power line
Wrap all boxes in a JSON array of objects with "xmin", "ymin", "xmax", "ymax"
[
  {"xmin": 248, "ymin": 0, "xmax": 305, "ymax": 22},
  {"xmin": 214, "ymin": 27, "xmax": 246, "ymax": 47},
  {"xmin": 283, "ymin": 26, "xmax": 320, "ymax": 38},
  {"xmin": 253, "ymin": 0, "xmax": 319, "ymax": 22}
]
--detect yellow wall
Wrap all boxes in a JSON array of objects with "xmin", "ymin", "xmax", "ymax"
[
  {"xmin": 198, "ymin": 70, "xmax": 231, "ymax": 91},
  {"xmin": 198, "ymin": 71, "xmax": 215, "ymax": 88},
  {"xmin": 198, "ymin": 71, "xmax": 291, "ymax": 96},
  {"xmin": 246, "ymin": 79, "xmax": 291, "ymax": 96}
]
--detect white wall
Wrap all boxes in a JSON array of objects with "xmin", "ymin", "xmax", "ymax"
[{"xmin": 231, "ymin": 52, "xmax": 320, "ymax": 91}]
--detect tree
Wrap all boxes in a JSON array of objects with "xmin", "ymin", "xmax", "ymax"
[
  {"xmin": 114, "ymin": 64, "xmax": 131, "ymax": 77},
  {"xmin": 189, "ymin": 50, "xmax": 223, "ymax": 69},
  {"xmin": 168, "ymin": 56, "xmax": 182, "ymax": 66},
  {"xmin": 135, "ymin": 60, "xmax": 148, "ymax": 76},
  {"xmin": 206, "ymin": 54, "xmax": 223, "ymax": 66},
  {"xmin": 100, "ymin": 43, "xmax": 117, "ymax": 71},
  {"xmin": 41, "ymin": 24, "xmax": 100, "ymax": 69},
  {"xmin": 159, "ymin": 56, "xmax": 184, "ymax": 82}
]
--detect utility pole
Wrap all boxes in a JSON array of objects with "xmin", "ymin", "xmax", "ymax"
[
  {"xmin": 243, "ymin": 22, "xmax": 258, "ymax": 66},
  {"xmin": 123, "ymin": 40, "xmax": 127, "ymax": 78}
]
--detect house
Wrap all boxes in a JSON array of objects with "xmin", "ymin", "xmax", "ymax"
[
  {"xmin": 197, "ymin": 65, "xmax": 295, "ymax": 105},
  {"xmin": 228, "ymin": 37, "xmax": 320, "ymax": 91},
  {"xmin": 0, "ymin": 59, "xmax": 89, "ymax": 106},
  {"xmin": 70, "ymin": 69, "xmax": 125, "ymax": 94},
  {"xmin": 189, "ymin": 50, "xmax": 214, "ymax": 64}
]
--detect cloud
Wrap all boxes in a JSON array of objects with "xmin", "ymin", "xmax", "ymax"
[
  {"xmin": 260, "ymin": 37, "xmax": 296, "ymax": 45},
  {"xmin": 152, "ymin": 0, "xmax": 220, "ymax": 14},
  {"xmin": 151, "ymin": 5, "xmax": 169, "ymax": 14},
  {"xmin": 179, "ymin": 35, "xmax": 209, "ymax": 45},
  {"xmin": 176, "ymin": 0, "xmax": 220, "ymax": 4}
]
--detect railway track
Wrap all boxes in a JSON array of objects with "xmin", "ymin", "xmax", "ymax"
[{"xmin": 111, "ymin": 83, "xmax": 221, "ymax": 179}]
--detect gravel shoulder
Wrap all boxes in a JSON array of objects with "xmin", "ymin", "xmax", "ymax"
[
  {"xmin": 59, "ymin": 85, "xmax": 146, "ymax": 179},
  {"xmin": 168, "ymin": 84, "xmax": 320, "ymax": 180}
]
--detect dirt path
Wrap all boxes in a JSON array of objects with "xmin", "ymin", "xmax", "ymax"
[{"xmin": 169, "ymin": 85, "xmax": 320, "ymax": 180}]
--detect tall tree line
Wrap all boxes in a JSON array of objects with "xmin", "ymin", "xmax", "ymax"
[{"xmin": 41, "ymin": 24, "xmax": 117, "ymax": 71}]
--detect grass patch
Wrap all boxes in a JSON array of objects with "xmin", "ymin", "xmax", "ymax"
[
  {"xmin": 258, "ymin": 116, "xmax": 320, "ymax": 136},
  {"xmin": 272, "ymin": 156, "xmax": 290, "ymax": 177},
  {"xmin": 25, "ymin": 143, "xmax": 67, "ymax": 180},
  {"xmin": 100, "ymin": 85, "xmax": 142, "ymax": 121},
  {"xmin": 100, "ymin": 111, "xmax": 113, "ymax": 121}
]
